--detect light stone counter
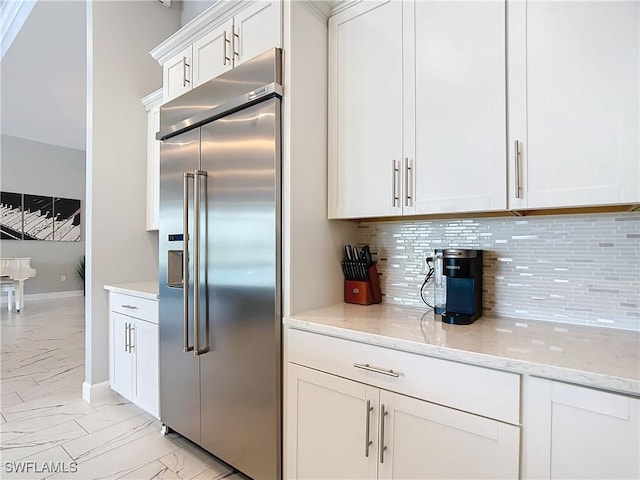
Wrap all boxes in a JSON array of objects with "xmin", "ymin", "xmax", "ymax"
[
  {"xmin": 284, "ymin": 303, "xmax": 640, "ymax": 396},
  {"xmin": 104, "ymin": 281, "xmax": 159, "ymax": 301}
]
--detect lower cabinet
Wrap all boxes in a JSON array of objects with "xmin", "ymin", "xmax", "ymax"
[
  {"xmin": 287, "ymin": 363, "xmax": 520, "ymax": 479},
  {"xmin": 108, "ymin": 291, "xmax": 159, "ymax": 418},
  {"xmin": 524, "ymin": 377, "xmax": 640, "ymax": 479}
]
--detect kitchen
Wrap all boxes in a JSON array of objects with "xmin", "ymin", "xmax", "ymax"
[{"xmin": 1, "ymin": 0, "xmax": 639, "ymax": 479}]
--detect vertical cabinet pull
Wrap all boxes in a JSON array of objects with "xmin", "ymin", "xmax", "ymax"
[
  {"xmin": 183, "ymin": 173, "xmax": 194, "ymax": 353},
  {"xmin": 514, "ymin": 140, "xmax": 522, "ymax": 199},
  {"xmin": 364, "ymin": 399, "xmax": 373, "ymax": 457},
  {"xmin": 379, "ymin": 404, "xmax": 388, "ymax": 463},
  {"xmin": 232, "ymin": 26, "xmax": 240, "ymax": 60},
  {"xmin": 392, "ymin": 160, "xmax": 400, "ymax": 207},
  {"xmin": 223, "ymin": 31, "xmax": 231, "ymax": 65},
  {"xmin": 404, "ymin": 158, "xmax": 412, "ymax": 207},
  {"xmin": 182, "ymin": 57, "xmax": 190, "ymax": 88},
  {"xmin": 124, "ymin": 323, "xmax": 129, "ymax": 353},
  {"xmin": 128, "ymin": 324, "xmax": 134, "ymax": 352}
]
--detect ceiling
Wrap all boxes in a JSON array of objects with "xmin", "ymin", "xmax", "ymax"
[{"xmin": 1, "ymin": 0, "xmax": 86, "ymax": 151}]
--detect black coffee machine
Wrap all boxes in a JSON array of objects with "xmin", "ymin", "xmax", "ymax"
[{"xmin": 441, "ymin": 249, "xmax": 483, "ymax": 325}]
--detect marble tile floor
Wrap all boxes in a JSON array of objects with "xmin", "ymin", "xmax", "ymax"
[{"xmin": 1, "ymin": 297, "xmax": 247, "ymax": 480}]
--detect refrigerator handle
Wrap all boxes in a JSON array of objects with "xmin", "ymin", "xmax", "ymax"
[
  {"xmin": 183, "ymin": 172, "xmax": 194, "ymax": 353},
  {"xmin": 193, "ymin": 169, "xmax": 208, "ymax": 356}
]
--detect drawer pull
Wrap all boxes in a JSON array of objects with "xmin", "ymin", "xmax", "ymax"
[
  {"xmin": 353, "ymin": 363, "xmax": 400, "ymax": 378},
  {"xmin": 121, "ymin": 304, "xmax": 138, "ymax": 310}
]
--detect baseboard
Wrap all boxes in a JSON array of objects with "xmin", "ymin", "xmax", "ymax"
[
  {"xmin": 0, "ymin": 290, "xmax": 84, "ymax": 305},
  {"xmin": 82, "ymin": 380, "xmax": 111, "ymax": 404}
]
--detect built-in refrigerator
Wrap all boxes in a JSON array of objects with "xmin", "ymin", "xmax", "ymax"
[{"xmin": 157, "ymin": 48, "xmax": 282, "ymax": 480}]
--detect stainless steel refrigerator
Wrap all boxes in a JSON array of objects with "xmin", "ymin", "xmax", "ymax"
[{"xmin": 157, "ymin": 49, "xmax": 282, "ymax": 480}]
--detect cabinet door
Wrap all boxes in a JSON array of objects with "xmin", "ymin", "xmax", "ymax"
[
  {"xmin": 233, "ymin": 1, "xmax": 281, "ymax": 65},
  {"xmin": 132, "ymin": 319, "xmax": 159, "ymax": 418},
  {"xmin": 412, "ymin": 0, "xmax": 506, "ymax": 215},
  {"xmin": 110, "ymin": 312, "xmax": 133, "ymax": 400},
  {"xmin": 379, "ymin": 391, "xmax": 520, "ymax": 480},
  {"xmin": 508, "ymin": 1, "xmax": 639, "ymax": 209},
  {"xmin": 192, "ymin": 20, "xmax": 234, "ymax": 89},
  {"xmin": 163, "ymin": 46, "xmax": 192, "ymax": 102},
  {"xmin": 524, "ymin": 377, "xmax": 640, "ymax": 479},
  {"xmin": 286, "ymin": 364, "xmax": 378, "ymax": 480},
  {"xmin": 328, "ymin": 0, "xmax": 404, "ymax": 219}
]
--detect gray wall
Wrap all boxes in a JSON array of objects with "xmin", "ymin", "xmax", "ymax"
[
  {"xmin": 85, "ymin": 0, "xmax": 181, "ymax": 388},
  {"xmin": 180, "ymin": 0, "xmax": 215, "ymax": 26},
  {"xmin": 0, "ymin": 134, "xmax": 85, "ymax": 294}
]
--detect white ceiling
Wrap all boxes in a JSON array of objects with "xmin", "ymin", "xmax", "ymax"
[{"xmin": 1, "ymin": 0, "xmax": 86, "ymax": 151}]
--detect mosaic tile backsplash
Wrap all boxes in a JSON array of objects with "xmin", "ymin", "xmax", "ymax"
[{"xmin": 357, "ymin": 212, "xmax": 640, "ymax": 331}]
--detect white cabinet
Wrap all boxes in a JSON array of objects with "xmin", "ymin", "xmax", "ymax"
[
  {"xmin": 328, "ymin": 0, "xmax": 506, "ymax": 219},
  {"xmin": 286, "ymin": 328, "xmax": 521, "ymax": 479},
  {"xmin": 411, "ymin": 0, "xmax": 506, "ymax": 215},
  {"xmin": 191, "ymin": 21, "xmax": 234, "ymax": 90},
  {"xmin": 328, "ymin": 0, "xmax": 403, "ymax": 219},
  {"xmin": 163, "ymin": 46, "xmax": 192, "ymax": 103},
  {"xmin": 141, "ymin": 89, "xmax": 162, "ymax": 231},
  {"xmin": 288, "ymin": 365, "xmax": 377, "ymax": 480},
  {"xmin": 108, "ymin": 291, "xmax": 159, "ymax": 418},
  {"xmin": 524, "ymin": 377, "xmax": 640, "ymax": 479},
  {"xmin": 158, "ymin": 1, "xmax": 281, "ymax": 102},
  {"xmin": 508, "ymin": 0, "xmax": 640, "ymax": 209}
]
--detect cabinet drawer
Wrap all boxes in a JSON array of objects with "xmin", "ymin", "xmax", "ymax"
[
  {"xmin": 110, "ymin": 292, "xmax": 158, "ymax": 324},
  {"xmin": 287, "ymin": 328, "xmax": 520, "ymax": 425}
]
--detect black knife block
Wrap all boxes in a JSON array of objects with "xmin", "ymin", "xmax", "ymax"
[{"xmin": 344, "ymin": 264, "xmax": 382, "ymax": 305}]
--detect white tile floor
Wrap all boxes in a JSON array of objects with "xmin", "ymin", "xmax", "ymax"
[{"xmin": 0, "ymin": 297, "xmax": 246, "ymax": 480}]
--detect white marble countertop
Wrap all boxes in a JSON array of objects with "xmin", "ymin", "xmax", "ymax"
[
  {"xmin": 104, "ymin": 281, "xmax": 159, "ymax": 300},
  {"xmin": 284, "ymin": 303, "xmax": 640, "ymax": 396}
]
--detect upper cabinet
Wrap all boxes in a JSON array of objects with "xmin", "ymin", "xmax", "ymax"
[
  {"xmin": 508, "ymin": 1, "xmax": 640, "ymax": 209},
  {"xmin": 328, "ymin": 0, "xmax": 404, "ymax": 219},
  {"xmin": 328, "ymin": 0, "xmax": 506, "ymax": 219},
  {"xmin": 329, "ymin": 0, "xmax": 639, "ymax": 219},
  {"xmin": 153, "ymin": 1, "xmax": 282, "ymax": 103},
  {"xmin": 412, "ymin": 1, "xmax": 506, "ymax": 215},
  {"xmin": 142, "ymin": 89, "xmax": 163, "ymax": 231}
]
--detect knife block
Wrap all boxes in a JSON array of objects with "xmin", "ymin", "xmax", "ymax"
[{"xmin": 344, "ymin": 264, "xmax": 382, "ymax": 305}]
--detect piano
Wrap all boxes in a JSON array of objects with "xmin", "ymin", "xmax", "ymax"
[{"xmin": 1, "ymin": 258, "xmax": 36, "ymax": 312}]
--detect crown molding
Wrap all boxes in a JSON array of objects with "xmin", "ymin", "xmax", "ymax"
[
  {"xmin": 141, "ymin": 88, "xmax": 163, "ymax": 109},
  {"xmin": 331, "ymin": 0, "xmax": 362, "ymax": 16}
]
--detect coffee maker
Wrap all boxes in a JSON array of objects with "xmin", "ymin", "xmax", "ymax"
[{"xmin": 440, "ymin": 249, "xmax": 483, "ymax": 325}]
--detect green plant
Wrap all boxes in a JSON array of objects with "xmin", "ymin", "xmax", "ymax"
[{"xmin": 77, "ymin": 255, "xmax": 85, "ymax": 293}]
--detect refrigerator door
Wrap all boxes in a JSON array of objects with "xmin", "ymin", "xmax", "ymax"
[
  {"xmin": 199, "ymin": 98, "xmax": 281, "ymax": 480},
  {"xmin": 159, "ymin": 128, "xmax": 202, "ymax": 444}
]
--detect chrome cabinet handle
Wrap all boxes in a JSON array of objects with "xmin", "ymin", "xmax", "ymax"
[
  {"xmin": 182, "ymin": 57, "xmax": 190, "ymax": 87},
  {"xmin": 404, "ymin": 158, "xmax": 412, "ymax": 207},
  {"xmin": 364, "ymin": 399, "xmax": 373, "ymax": 457},
  {"xmin": 223, "ymin": 31, "xmax": 231, "ymax": 65},
  {"xmin": 379, "ymin": 404, "xmax": 388, "ymax": 463},
  {"xmin": 232, "ymin": 26, "xmax": 239, "ymax": 60},
  {"xmin": 129, "ymin": 324, "xmax": 134, "ymax": 352},
  {"xmin": 353, "ymin": 363, "xmax": 400, "ymax": 378},
  {"xmin": 124, "ymin": 323, "xmax": 129, "ymax": 353},
  {"xmin": 183, "ymin": 172, "xmax": 194, "ymax": 353},
  {"xmin": 392, "ymin": 160, "xmax": 400, "ymax": 207},
  {"xmin": 121, "ymin": 304, "xmax": 138, "ymax": 310},
  {"xmin": 514, "ymin": 140, "xmax": 522, "ymax": 199},
  {"xmin": 193, "ymin": 170, "xmax": 208, "ymax": 356}
]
